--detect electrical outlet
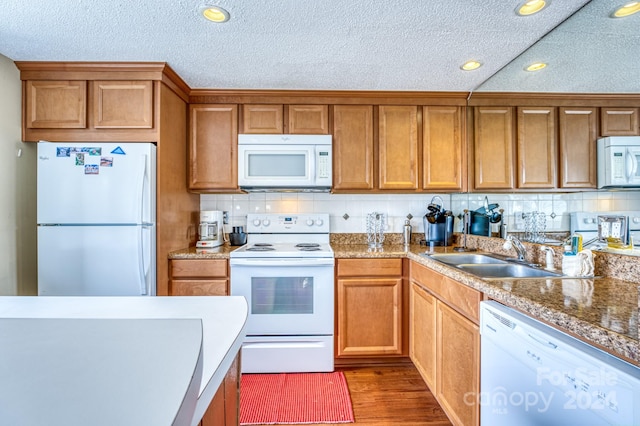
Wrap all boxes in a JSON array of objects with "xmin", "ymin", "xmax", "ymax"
[{"xmin": 223, "ymin": 211, "xmax": 229, "ymax": 224}]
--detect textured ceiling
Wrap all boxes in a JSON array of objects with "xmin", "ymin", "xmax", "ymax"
[
  {"xmin": 478, "ymin": 0, "xmax": 640, "ymax": 93},
  {"xmin": 0, "ymin": 0, "xmax": 636, "ymax": 93}
]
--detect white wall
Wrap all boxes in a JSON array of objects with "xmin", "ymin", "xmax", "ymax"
[
  {"xmin": 201, "ymin": 190, "xmax": 640, "ymax": 235},
  {"xmin": 0, "ymin": 54, "xmax": 37, "ymax": 295}
]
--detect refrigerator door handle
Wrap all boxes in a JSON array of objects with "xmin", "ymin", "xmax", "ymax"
[
  {"xmin": 136, "ymin": 154, "xmax": 147, "ymax": 224},
  {"xmin": 138, "ymin": 226, "xmax": 148, "ymax": 295}
]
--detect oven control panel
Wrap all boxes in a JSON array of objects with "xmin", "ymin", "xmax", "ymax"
[{"xmin": 247, "ymin": 213, "xmax": 330, "ymax": 233}]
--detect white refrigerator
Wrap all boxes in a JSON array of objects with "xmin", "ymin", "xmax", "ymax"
[{"xmin": 37, "ymin": 141, "xmax": 156, "ymax": 296}]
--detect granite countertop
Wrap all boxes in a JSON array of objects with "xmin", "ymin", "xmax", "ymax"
[
  {"xmin": 168, "ymin": 242, "xmax": 639, "ymax": 365},
  {"xmin": 332, "ymin": 243, "xmax": 640, "ymax": 366},
  {"xmin": 170, "ymin": 245, "xmax": 238, "ymax": 259}
]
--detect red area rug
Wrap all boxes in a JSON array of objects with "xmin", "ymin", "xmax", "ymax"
[{"xmin": 239, "ymin": 372, "xmax": 355, "ymax": 425}]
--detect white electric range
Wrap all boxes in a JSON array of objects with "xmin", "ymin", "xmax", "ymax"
[{"xmin": 229, "ymin": 213, "xmax": 334, "ymax": 373}]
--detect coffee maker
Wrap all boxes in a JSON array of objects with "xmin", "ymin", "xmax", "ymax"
[
  {"xmin": 423, "ymin": 196, "xmax": 454, "ymax": 246},
  {"xmin": 196, "ymin": 210, "xmax": 225, "ymax": 248}
]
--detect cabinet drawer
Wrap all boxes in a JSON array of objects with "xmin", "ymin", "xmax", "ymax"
[
  {"xmin": 337, "ymin": 258, "xmax": 402, "ymax": 277},
  {"xmin": 410, "ymin": 262, "xmax": 480, "ymax": 323},
  {"xmin": 170, "ymin": 259, "xmax": 227, "ymax": 278}
]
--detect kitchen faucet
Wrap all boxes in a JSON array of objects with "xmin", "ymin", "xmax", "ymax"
[{"xmin": 503, "ymin": 235, "xmax": 527, "ymax": 262}]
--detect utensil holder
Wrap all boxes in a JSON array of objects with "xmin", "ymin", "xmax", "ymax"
[{"xmin": 366, "ymin": 212, "xmax": 386, "ymax": 248}]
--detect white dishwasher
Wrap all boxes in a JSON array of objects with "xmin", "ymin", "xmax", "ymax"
[{"xmin": 480, "ymin": 300, "xmax": 640, "ymax": 425}]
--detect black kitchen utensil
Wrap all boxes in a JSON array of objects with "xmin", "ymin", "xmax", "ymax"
[{"xmin": 489, "ymin": 210, "xmax": 502, "ymax": 223}]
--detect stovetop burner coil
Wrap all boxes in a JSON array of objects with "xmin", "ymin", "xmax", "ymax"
[{"xmin": 246, "ymin": 246, "xmax": 276, "ymax": 251}]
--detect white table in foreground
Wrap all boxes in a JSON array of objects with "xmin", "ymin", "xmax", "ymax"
[{"xmin": 0, "ymin": 296, "xmax": 248, "ymax": 426}]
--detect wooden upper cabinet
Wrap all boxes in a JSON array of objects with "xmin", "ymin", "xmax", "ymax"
[
  {"xmin": 473, "ymin": 107, "xmax": 515, "ymax": 190},
  {"xmin": 332, "ymin": 105, "xmax": 374, "ymax": 190},
  {"xmin": 422, "ymin": 106, "xmax": 465, "ymax": 191},
  {"xmin": 241, "ymin": 104, "xmax": 329, "ymax": 134},
  {"xmin": 516, "ymin": 107, "xmax": 557, "ymax": 189},
  {"xmin": 25, "ymin": 80, "xmax": 87, "ymax": 129},
  {"xmin": 189, "ymin": 104, "xmax": 239, "ymax": 191},
  {"xmin": 559, "ymin": 107, "xmax": 598, "ymax": 188},
  {"xmin": 241, "ymin": 104, "xmax": 283, "ymax": 134},
  {"xmin": 288, "ymin": 105, "xmax": 329, "ymax": 134},
  {"xmin": 92, "ymin": 81, "xmax": 153, "ymax": 128},
  {"xmin": 600, "ymin": 107, "xmax": 639, "ymax": 136},
  {"xmin": 378, "ymin": 105, "xmax": 419, "ymax": 190}
]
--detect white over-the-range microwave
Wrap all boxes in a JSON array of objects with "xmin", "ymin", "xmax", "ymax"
[
  {"xmin": 238, "ymin": 134, "xmax": 332, "ymax": 192},
  {"xmin": 598, "ymin": 136, "xmax": 640, "ymax": 188}
]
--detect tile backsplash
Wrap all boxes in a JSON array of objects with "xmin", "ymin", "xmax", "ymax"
[{"xmin": 201, "ymin": 191, "xmax": 640, "ymax": 234}]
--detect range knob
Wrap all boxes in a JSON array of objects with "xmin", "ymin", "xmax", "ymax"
[
  {"xmin": 315, "ymin": 218, "xmax": 324, "ymax": 226},
  {"xmin": 262, "ymin": 219, "xmax": 271, "ymax": 227},
  {"xmin": 633, "ymin": 217, "xmax": 640, "ymax": 224},
  {"xmin": 306, "ymin": 219, "xmax": 315, "ymax": 226},
  {"xmin": 252, "ymin": 218, "xmax": 261, "ymax": 227}
]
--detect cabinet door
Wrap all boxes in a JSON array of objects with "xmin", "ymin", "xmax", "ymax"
[
  {"xmin": 332, "ymin": 105, "xmax": 374, "ymax": 190},
  {"xmin": 189, "ymin": 104, "xmax": 238, "ymax": 190},
  {"xmin": 600, "ymin": 107, "xmax": 639, "ymax": 136},
  {"xmin": 379, "ymin": 106, "xmax": 419, "ymax": 190},
  {"xmin": 241, "ymin": 104, "xmax": 283, "ymax": 134},
  {"xmin": 517, "ymin": 107, "xmax": 557, "ymax": 188},
  {"xmin": 200, "ymin": 353, "xmax": 240, "ymax": 426},
  {"xmin": 337, "ymin": 277, "xmax": 403, "ymax": 356},
  {"xmin": 92, "ymin": 80, "xmax": 153, "ymax": 128},
  {"xmin": 473, "ymin": 106, "xmax": 515, "ymax": 190},
  {"xmin": 288, "ymin": 105, "xmax": 329, "ymax": 134},
  {"xmin": 170, "ymin": 280, "xmax": 228, "ymax": 296},
  {"xmin": 409, "ymin": 282, "xmax": 437, "ymax": 391},
  {"xmin": 422, "ymin": 106, "xmax": 465, "ymax": 191},
  {"xmin": 436, "ymin": 302, "xmax": 479, "ymax": 426},
  {"xmin": 25, "ymin": 80, "xmax": 87, "ymax": 129},
  {"xmin": 559, "ymin": 107, "xmax": 597, "ymax": 188}
]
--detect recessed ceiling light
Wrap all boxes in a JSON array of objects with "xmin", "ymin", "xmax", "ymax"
[
  {"xmin": 516, "ymin": 0, "xmax": 548, "ymax": 16},
  {"xmin": 201, "ymin": 5, "xmax": 230, "ymax": 23},
  {"xmin": 461, "ymin": 60, "xmax": 482, "ymax": 71},
  {"xmin": 611, "ymin": 1, "xmax": 640, "ymax": 17},
  {"xmin": 525, "ymin": 62, "xmax": 547, "ymax": 72}
]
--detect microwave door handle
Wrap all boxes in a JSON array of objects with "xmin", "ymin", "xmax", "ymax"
[
  {"xmin": 310, "ymin": 148, "xmax": 317, "ymax": 182},
  {"xmin": 625, "ymin": 149, "xmax": 635, "ymax": 182}
]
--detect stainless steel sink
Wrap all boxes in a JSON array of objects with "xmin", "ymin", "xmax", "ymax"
[
  {"xmin": 423, "ymin": 251, "xmax": 564, "ymax": 279},
  {"xmin": 456, "ymin": 263, "xmax": 563, "ymax": 279},
  {"xmin": 427, "ymin": 253, "xmax": 508, "ymax": 265}
]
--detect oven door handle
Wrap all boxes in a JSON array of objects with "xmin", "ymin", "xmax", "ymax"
[{"xmin": 229, "ymin": 258, "xmax": 334, "ymax": 267}]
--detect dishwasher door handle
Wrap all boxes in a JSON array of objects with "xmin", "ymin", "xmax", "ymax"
[{"xmin": 527, "ymin": 332, "xmax": 558, "ymax": 349}]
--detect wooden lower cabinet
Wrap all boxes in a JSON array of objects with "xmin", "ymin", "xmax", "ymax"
[
  {"xmin": 410, "ymin": 261, "xmax": 480, "ymax": 426},
  {"xmin": 199, "ymin": 353, "xmax": 240, "ymax": 426},
  {"xmin": 169, "ymin": 259, "xmax": 229, "ymax": 295},
  {"xmin": 336, "ymin": 258, "xmax": 406, "ymax": 358},
  {"xmin": 409, "ymin": 282, "xmax": 437, "ymax": 390},
  {"xmin": 436, "ymin": 301, "xmax": 479, "ymax": 426}
]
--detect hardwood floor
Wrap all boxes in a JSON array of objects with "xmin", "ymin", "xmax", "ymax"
[
  {"xmin": 246, "ymin": 364, "xmax": 452, "ymax": 426},
  {"xmin": 340, "ymin": 364, "xmax": 452, "ymax": 425}
]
